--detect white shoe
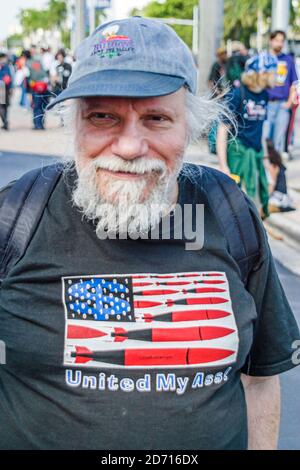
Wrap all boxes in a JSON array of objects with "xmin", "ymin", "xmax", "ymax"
[{"xmin": 281, "ymin": 152, "xmax": 289, "ymax": 164}]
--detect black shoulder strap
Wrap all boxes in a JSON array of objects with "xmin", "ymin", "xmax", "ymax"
[
  {"xmin": 0, "ymin": 163, "xmax": 63, "ymax": 284},
  {"xmin": 191, "ymin": 164, "xmax": 260, "ymax": 285},
  {"xmin": 239, "ymin": 84, "xmax": 246, "ymax": 114}
]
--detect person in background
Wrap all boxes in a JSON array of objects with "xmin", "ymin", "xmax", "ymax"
[
  {"xmin": 27, "ymin": 48, "xmax": 49, "ymax": 130},
  {"xmin": 50, "ymin": 49, "xmax": 72, "ymax": 97},
  {"xmin": 217, "ymin": 52, "xmax": 278, "ymax": 218},
  {"xmin": 29, "ymin": 45, "xmax": 39, "ymax": 61},
  {"xmin": 208, "ymin": 47, "xmax": 228, "ymax": 94},
  {"xmin": 283, "ymin": 53, "xmax": 299, "ymax": 158},
  {"xmin": 266, "ymin": 139, "xmax": 295, "ymax": 213},
  {"xmin": 15, "ymin": 52, "xmax": 30, "ymax": 108},
  {"xmin": 40, "ymin": 46, "xmax": 55, "ymax": 76},
  {"xmin": 0, "ymin": 52, "xmax": 13, "ymax": 131},
  {"xmin": 263, "ymin": 30, "xmax": 298, "ymax": 157},
  {"xmin": 207, "ymin": 47, "xmax": 228, "ymax": 154},
  {"xmin": 225, "ymin": 42, "xmax": 249, "ymax": 88}
]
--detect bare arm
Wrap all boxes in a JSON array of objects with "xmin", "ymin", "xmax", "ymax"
[
  {"xmin": 283, "ymin": 84, "xmax": 296, "ymax": 109},
  {"xmin": 241, "ymin": 374, "xmax": 281, "ymax": 450},
  {"xmin": 216, "ymin": 123, "xmax": 231, "ymax": 176}
]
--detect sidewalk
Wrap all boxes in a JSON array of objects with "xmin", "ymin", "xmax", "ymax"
[
  {"xmin": 1, "ymin": 101, "xmax": 300, "ymax": 256},
  {"xmin": 0, "ymin": 104, "xmax": 69, "ymax": 158}
]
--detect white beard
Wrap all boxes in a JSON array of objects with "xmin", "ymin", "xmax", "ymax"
[{"xmin": 72, "ymin": 154, "xmax": 183, "ymax": 239}]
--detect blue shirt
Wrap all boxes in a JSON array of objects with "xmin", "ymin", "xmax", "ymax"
[
  {"xmin": 0, "ymin": 63, "xmax": 12, "ymax": 89},
  {"xmin": 268, "ymin": 53, "xmax": 298, "ymax": 101},
  {"xmin": 227, "ymin": 86, "xmax": 268, "ymax": 152}
]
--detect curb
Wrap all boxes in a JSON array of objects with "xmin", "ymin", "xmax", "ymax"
[{"xmin": 266, "ymin": 189, "xmax": 300, "ymax": 246}]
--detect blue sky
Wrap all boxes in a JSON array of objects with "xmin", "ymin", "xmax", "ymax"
[{"xmin": 0, "ymin": 0, "xmax": 150, "ymax": 41}]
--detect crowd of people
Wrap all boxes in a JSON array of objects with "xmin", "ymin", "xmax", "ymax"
[
  {"xmin": 209, "ymin": 30, "xmax": 298, "ymax": 216},
  {"xmin": 0, "ymin": 45, "xmax": 73, "ymax": 131}
]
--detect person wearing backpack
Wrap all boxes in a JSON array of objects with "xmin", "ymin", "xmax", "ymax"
[
  {"xmin": 0, "ymin": 18, "xmax": 299, "ymax": 451},
  {"xmin": 27, "ymin": 47, "xmax": 49, "ymax": 130},
  {"xmin": 216, "ymin": 52, "xmax": 278, "ymax": 218},
  {"xmin": 0, "ymin": 52, "xmax": 12, "ymax": 131}
]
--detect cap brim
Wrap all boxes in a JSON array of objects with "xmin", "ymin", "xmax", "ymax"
[{"xmin": 47, "ymin": 70, "xmax": 185, "ymax": 110}]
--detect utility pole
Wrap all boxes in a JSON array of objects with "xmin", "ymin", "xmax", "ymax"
[
  {"xmin": 192, "ymin": 6, "xmax": 199, "ymax": 56},
  {"xmin": 197, "ymin": 0, "xmax": 224, "ymax": 93},
  {"xmin": 89, "ymin": 0, "xmax": 96, "ymax": 35},
  {"xmin": 257, "ymin": 8, "xmax": 263, "ymax": 52},
  {"xmin": 271, "ymin": 0, "xmax": 290, "ymax": 33},
  {"xmin": 75, "ymin": 0, "xmax": 86, "ymax": 48}
]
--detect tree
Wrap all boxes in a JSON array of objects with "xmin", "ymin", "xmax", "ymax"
[
  {"xmin": 19, "ymin": 9, "xmax": 49, "ymax": 35},
  {"xmin": 19, "ymin": 0, "xmax": 67, "ymax": 35},
  {"xmin": 223, "ymin": 0, "xmax": 272, "ymax": 45},
  {"xmin": 132, "ymin": 0, "xmax": 198, "ymax": 48},
  {"xmin": 47, "ymin": 0, "xmax": 68, "ymax": 29},
  {"xmin": 6, "ymin": 34, "xmax": 24, "ymax": 49},
  {"xmin": 134, "ymin": 0, "xmax": 298, "ymax": 48},
  {"xmin": 290, "ymin": 0, "xmax": 300, "ymax": 34}
]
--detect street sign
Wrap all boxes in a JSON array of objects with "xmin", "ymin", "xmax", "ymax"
[{"xmin": 95, "ymin": 0, "xmax": 111, "ymax": 9}]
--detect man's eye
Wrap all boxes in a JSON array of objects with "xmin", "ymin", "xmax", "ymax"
[
  {"xmin": 145, "ymin": 115, "xmax": 171, "ymax": 124},
  {"xmin": 88, "ymin": 113, "xmax": 117, "ymax": 124}
]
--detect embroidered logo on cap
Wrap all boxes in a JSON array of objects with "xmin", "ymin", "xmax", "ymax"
[{"xmin": 91, "ymin": 24, "xmax": 135, "ymax": 59}]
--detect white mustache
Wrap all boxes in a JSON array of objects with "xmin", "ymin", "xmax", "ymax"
[{"xmin": 90, "ymin": 155, "xmax": 167, "ymax": 175}]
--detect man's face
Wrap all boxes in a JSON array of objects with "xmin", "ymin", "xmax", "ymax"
[
  {"xmin": 75, "ymin": 88, "xmax": 187, "ymax": 202},
  {"xmin": 270, "ymin": 34, "xmax": 285, "ymax": 54},
  {"xmin": 73, "ymin": 88, "xmax": 187, "ymax": 237}
]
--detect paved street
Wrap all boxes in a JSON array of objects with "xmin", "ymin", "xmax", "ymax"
[
  {"xmin": 276, "ymin": 263, "xmax": 300, "ymax": 449},
  {"xmin": 0, "ymin": 150, "xmax": 57, "ymax": 188},
  {"xmin": 0, "ymin": 148, "xmax": 299, "ymax": 449}
]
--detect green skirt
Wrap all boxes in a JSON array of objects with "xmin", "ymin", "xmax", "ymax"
[{"xmin": 227, "ymin": 139, "xmax": 269, "ymax": 217}]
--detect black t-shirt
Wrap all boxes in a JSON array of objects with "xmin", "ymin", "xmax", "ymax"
[
  {"xmin": 0, "ymin": 165, "xmax": 299, "ymax": 450},
  {"xmin": 53, "ymin": 62, "xmax": 72, "ymax": 93}
]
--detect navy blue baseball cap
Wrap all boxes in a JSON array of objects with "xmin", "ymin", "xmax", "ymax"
[{"xmin": 48, "ymin": 16, "xmax": 197, "ymax": 109}]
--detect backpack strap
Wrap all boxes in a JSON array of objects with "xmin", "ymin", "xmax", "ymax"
[
  {"xmin": 239, "ymin": 84, "xmax": 246, "ymax": 114},
  {"xmin": 192, "ymin": 164, "xmax": 260, "ymax": 285},
  {"xmin": 0, "ymin": 163, "xmax": 63, "ymax": 284}
]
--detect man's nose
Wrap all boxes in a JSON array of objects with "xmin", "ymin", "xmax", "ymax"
[{"xmin": 111, "ymin": 121, "xmax": 149, "ymax": 160}]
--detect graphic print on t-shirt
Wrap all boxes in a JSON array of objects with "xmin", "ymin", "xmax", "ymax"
[
  {"xmin": 62, "ymin": 272, "xmax": 239, "ymax": 369},
  {"xmin": 243, "ymin": 99, "xmax": 267, "ymax": 121},
  {"xmin": 276, "ymin": 60, "xmax": 288, "ymax": 86}
]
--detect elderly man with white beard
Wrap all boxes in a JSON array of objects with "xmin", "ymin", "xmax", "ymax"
[{"xmin": 0, "ymin": 17, "xmax": 299, "ymax": 451}]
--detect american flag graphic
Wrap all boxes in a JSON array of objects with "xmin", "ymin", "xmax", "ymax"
[{"xmin": 62, "ymin": 272, "xmax": 239, "ymax": 369}]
